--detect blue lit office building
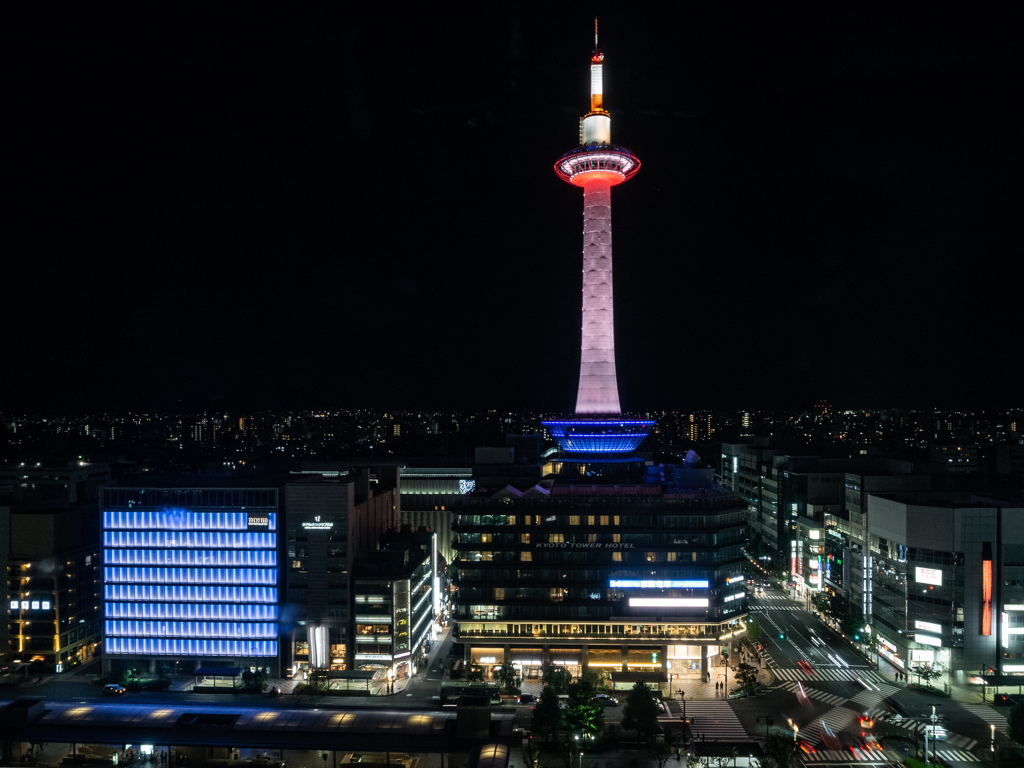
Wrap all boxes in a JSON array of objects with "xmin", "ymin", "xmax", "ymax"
[{"xmin": 101, "ymin": 487, "xmax": 280, "ymax": 676}]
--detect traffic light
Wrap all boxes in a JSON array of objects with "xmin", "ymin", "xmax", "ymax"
[
  {"xmin": 854, "ymin": 633, "xmax": 861, "ymax": 640},
  {"xmin": 778, "ymin": 633, "xmax": 785, "ymax": 639}
]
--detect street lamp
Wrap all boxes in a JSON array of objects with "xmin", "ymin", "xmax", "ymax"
[{"xmin": 990, "ymin": 723, "xmax": 996, "ymax": 754}]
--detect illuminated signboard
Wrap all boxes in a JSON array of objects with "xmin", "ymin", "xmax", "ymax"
[
  {"xmin": 610, "ymin": 579, "xmax": 709, "ymax": 589},
  {"xmin": 247, "ymin": 512, "xmax": 270, "ymax": 530},
  {"xmin": 915, "ymin": 620, "xmax": 942, "ymax": 633},
  {"xmin": 393, "ymin": 579, "xmax": 411, "ymax": 655},
  {"xmin": 629, "ymin": 598, "xmax": 709, "ymax": 608},
  {"xmin": 11, "ymin": 600, "xmax": 51, "ymax": 610},
  {"xmin": 726, "ymin": 576, "xmax": 745, "ymax": 584},
  {"xmin": 302, "ymin": 515, "xmax": 334, "ymax": 530},
  {"xmin": 723, "ymin": 592, "xmax": 744, "ymax": 602},
  {"xmin": 982, "ymin": 543, "xmax": 993, "ymax": 636},
  {"xmin": 916, "ymin": 633, "xmax": 941, "ymax": 647},
  {"xmin": 915, "ymin": 567, "xmax": 943, "ymax": 586},
  {"xmin": 459, "ymin": 479, "xmax": 476, "ymax": 494}
]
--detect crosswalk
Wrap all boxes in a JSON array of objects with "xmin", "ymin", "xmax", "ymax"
[
  {"xmin": 751, "ymin": 594, "xmax": 792, "ymax": 601},
  {"xmin": 798, "ymin": 746, "xmax": 979, "ymax": 765},
  {"xmin": 798, "ymin": 705, "xmax": 859, "ymax": 746},
  {"xmin": 662, "ymin": 700, "xmax": 747, "ymax": 741},
  {"xmin": 847, "ymin": 683, "xmax": 899, "ymax": 711},
  {"xmin": 751, "ymin": 605, "xmax": 803, "ymax": 611},
  {"xmin": 933, "ymin": 748, "xmax": 981, "ymax": 763},
  {"xmin": 773, "ymin": 667, "xmax": 888, "ymax": 683},
  {"xmin": 799, "ymin": 748, "xmax": 891, "ymax": 763},
  {"xmin": 779, "ymin": 681, "xmax": 848, "ymax": 707},
  {"xmin": 959, "ymin": 702, "xmax": 1008, "ymax": 731}
]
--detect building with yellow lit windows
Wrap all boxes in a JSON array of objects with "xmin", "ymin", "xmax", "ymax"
[{"xmin": 5, "ymin": 501, "xmax": 102, "ymax": 673}]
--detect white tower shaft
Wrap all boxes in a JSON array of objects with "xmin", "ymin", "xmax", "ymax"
[{"xmin": 575, "ymin": 178, "xmax": 620, "ymax": 414}]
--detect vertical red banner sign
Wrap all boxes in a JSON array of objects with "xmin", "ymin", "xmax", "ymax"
[{"xmin": 982, "ymin": 542, "xmax": 993, "ymax": 636}]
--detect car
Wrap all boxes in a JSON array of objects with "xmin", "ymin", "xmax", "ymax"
[
  {"xmin": 517, "ymin": 693, "xmax": 537, "ymax": 704},
  {"xmin": 993, "ymin": 694, "xmax": 1021, "ymax": 706},
  {"xmin": 859, "ymin": 713, "xmax": 874, "ymax": 729},
  {"xmin": 594, "ymin": 694, "xmax": 619, "ymax": 707},
  {"xmin": 103, "ymin": 684, "xmax": 126, "ymax": 695}
]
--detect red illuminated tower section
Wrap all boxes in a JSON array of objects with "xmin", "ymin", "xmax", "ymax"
[{"xmin": 544, "ymin": 24, "xmax": 651, "ymax": 455}]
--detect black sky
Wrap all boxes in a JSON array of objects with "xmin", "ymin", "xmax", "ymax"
[{"xmin": 6, "ymin": 5, "xmax": 1020, "ymax": 414}]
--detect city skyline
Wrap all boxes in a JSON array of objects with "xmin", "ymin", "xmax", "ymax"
[{"xmin": 7, "ymin": 7, "xmax": 1019, "ymax": 413}]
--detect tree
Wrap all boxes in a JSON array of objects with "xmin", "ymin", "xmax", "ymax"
[
  {"xmin": 466, "ymin": 665, "xmax": 485, "ymax": 682},
  {"xmin": 495, "ymin": 662, "xmax": 522, "ymax": 694},
  {"xmin": 242, "ymin": 667, "xmax": 268, "ymax": 691},
  {"xmin": 746, "ymin": 617, "xmax": 761, "ymax": 645},
  {"xmin": 1007, "ymin": 699, "xmax": 1024, "ymax": 742},
  {"xmin": 756, "ymin": 732, "xmax": 800, "ymax": 768},
  {"xmin": 622, "ymin": 680, "xmax": 661, "ymax": 742},
  {"xmin": 735, "ymin": 662, "xmax": 758, "ymax": 692},
  {"xmin": 543, "ymin": 664, "xmax": 573, "ymax": 694},
  {"xmin": 649, "ymin": 740, "xmax": 675, "ymax": 768},
  {"xmin": 581, "ymin": 667, "xmax": 609, "ymax": 691},
  {"xmin": 565, "ymin": 679, "xmax": 604, "ymax": 737},
  {"xmin": 532, "ymin": 685, "xmax": 564, "ymax": 740},
  {"xmin": 713, "ymin": 747, "xmax": 739, "ymax": 768}
]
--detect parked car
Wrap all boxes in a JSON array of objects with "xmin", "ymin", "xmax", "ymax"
[
  {"xmin": 594, "ymin": 694, "xmax": 619, "ymax": 707},
  {"xmin": 517, "ymin": 693, "xmax": 537, "ymax": 704},
  {"xmin": 103, "ymin": 684, "xmax": 126, "ymax": 695},
  {"xmin": 994, "ymin": 693, "xmax": 1021, "ymax": 706}
]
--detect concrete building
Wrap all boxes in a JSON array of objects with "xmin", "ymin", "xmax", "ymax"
[
  {"xmin": 6, "ymin": 500, "xmax": 102, "ymax": 673},
  {"xmin": 284, "ymin": 467, "xmax": 399, "ymax": 676},
  {"xmin": 352, "ymin": 528, "xmax": 438, "ymax": 680},
  {"xmin": 866, "ymin": 492, "xmax": 1024, "ymax": 682},
  {"xmin": 398, "ymin": 466, "xmax": 472, "ymax": 565}
]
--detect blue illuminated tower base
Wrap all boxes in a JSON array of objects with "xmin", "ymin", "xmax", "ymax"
[{"xmin": 542, "ymin": 417, "xmax": 653, "ymax": 455}]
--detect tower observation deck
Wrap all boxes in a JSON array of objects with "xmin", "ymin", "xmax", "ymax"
[{"xmin": 544, "ymin": 24, "xmax": 653, "ymax": 456}]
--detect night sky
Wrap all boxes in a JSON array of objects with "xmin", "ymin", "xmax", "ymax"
[{"xmin": 7, "ymin": 6, "xmax": 1019, "ymax": 414}]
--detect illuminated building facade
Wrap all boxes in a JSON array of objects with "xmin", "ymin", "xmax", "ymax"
[
  {"xmin": 867, "ymin": 492, "xmax": 1024, "ymax": 681},
  {"xmin": 284, "ymin": 468, "xmax": 399, "ymax": 676},
  {"xmin": 453, "ymin": 468, "xmax": 749, "ymax": 690},
  {"xmin": 6, "ymin": 502, "xmax": 102, "ymax": 673},
  {"xmin": 101, "ymin": 486, "xmax": 280, "ymax": 675},
  {"xmin": 353, "ymin": 528, "xmax": 438, "ymax": 680},
  {"xmin": 542, "ymin": 24, "xmax": 652, "ymax": 455}
]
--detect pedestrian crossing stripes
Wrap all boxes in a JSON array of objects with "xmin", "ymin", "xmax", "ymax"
[
  {"xmin": 933, "ymin": 748, "xmax": 981, "ymax": 763},
  {"xmin": 751, "ymin": 605, "xmax": 803, "ymax": 611},
  {"xmin": 750, "ymin": 594, "xmax": 791, "ymax": 601},
  {"xmin": 848, "ymin": 683, "xmax": 900, "ymax": 708},
  {"xmin": 780, "ymin": 681, "xmax": 848, "ymax": 707},
  {"xmin": 800, "ymin": 748, "xmax": 890, "ymax": 763},
  {"xmin": 799, "ymin": 705, "xmax": 860, "ymax": 747},
  {"xmin": 662, "ymin": 700, "xmax": 747, "ymax": 741},
  {"xmin": 773, "ymin": 667, "xmax": 888, "ymax": 683},
  {"xmin": 959, "ymin": 702, "xmax": 1008, "ymax": 730}
]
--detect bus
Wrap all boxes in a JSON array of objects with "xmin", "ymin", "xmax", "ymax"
[{"xmin": 439, "ymin": 681, "xmax": 501, "ymax": 706}]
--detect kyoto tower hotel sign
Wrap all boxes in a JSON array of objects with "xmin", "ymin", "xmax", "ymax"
[{"xmin": 544, "ymin": 24, "xmax": 652, "ymax": 455}]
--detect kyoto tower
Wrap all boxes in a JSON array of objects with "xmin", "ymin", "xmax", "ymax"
[{"xmin": 543, "ymin": 23, "xmax": 653, "ymax": 455}]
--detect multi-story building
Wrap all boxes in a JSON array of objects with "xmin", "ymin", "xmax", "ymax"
[
  {"xmin": 867, "ymin": 492, "xmax": 1024, "ymax": 681},
  {"xmin": 353, "ymin": 528, "xmax": 437, "ymax": 680},
  {"xmin": 6, "ymin": 500, "xmax": 102, "ymax": 673},
  {"xmin": 284, "ymin": 467, "xmax": 399, "ymax": 676},
  {"xmin": 100, "ymin": 484, "xmax": 281, "ymax": 676},
  {"xmin": 398, "ymin": 466, "xmax": 473, "ymax": 565},
  {"xmin": 453, "ymin": 463, "xmax": 749, "ymax": 690}
]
